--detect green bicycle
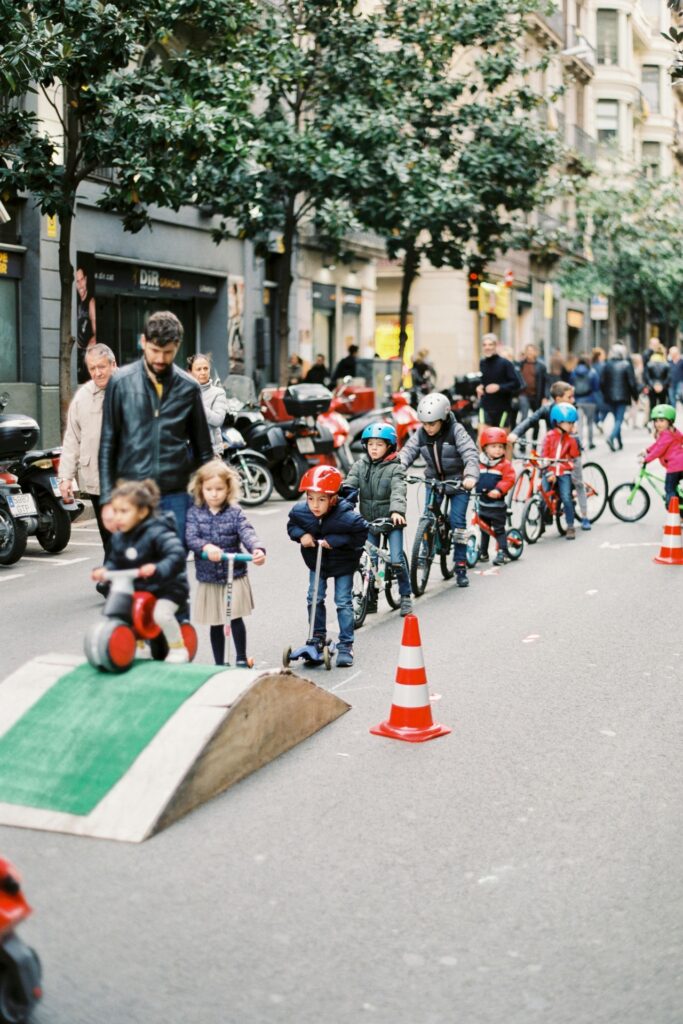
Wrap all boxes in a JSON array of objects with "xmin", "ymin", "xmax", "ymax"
[{"xmin": 608, "ymin": 464, "xmax": 683, "ymax": 522}]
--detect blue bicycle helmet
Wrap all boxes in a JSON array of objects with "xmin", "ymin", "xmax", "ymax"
[
  {"xmin": 361, "ymin": 422, "xmax": 398, "ymax": 451},
  {"xmin": 550, "ymin": 402, "xmax": 578, "ymax": 425}
]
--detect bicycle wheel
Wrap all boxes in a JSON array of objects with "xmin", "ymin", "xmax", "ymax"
[
  {"xmin": 505, "ymin": 528, "xmax": 524, "ymax": 560},
  {"xmin": 439, "ymin": 520, "xmax": 455, "ymax": 580},
  {"xmin": 465, "ymin": 530, "xmax": 480, "ymax": 568},
  {"xmin": 608, "ymin": 483, "xmax": 650, "ymax": 522},
  {"xmin": 410, "ymin": 518, "xmax": 435, "ymax": 596},
  {"xmin": 521, "ymin": 497, "xmax": 544, "ymax": 544},
  {"xmin": 581, "ymin": 461, "xmax": 608, "ymax": 523},
  {"xmin": 352, "ymin": 557, "xmax": 370, "ymax": 628},
  {"xmin": 385, "ymin": 552, "xmax": 409, "ymax": 609},
  {"xmin": 509, "ymin": 469, "xmax": 533, "ymax": 527}
]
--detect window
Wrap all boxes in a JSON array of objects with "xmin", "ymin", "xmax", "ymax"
[
  {"xmin": 641, "ymin": 66, "xmax": 660, "ymax": 115},
  {"xmin": 596, "ymin": 99, "xmax": 619, "ymax": 142},
  {"xmin": 642, "ymin": 141, "xmax": 661, "ymax": 178},
  {"xmin": 596, "ymin": 9, "xmax": 619, "ymax": 65},
  {"xmin": 0, "ymin": 278, "xmax": 19, "ymax": 381}
]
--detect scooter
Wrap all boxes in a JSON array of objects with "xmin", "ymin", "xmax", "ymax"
[
  {"xmin": 221, "ymin": 426, "xmax": 274, "ymax": 506},
  {"xmin": 282, "ymin": 542, "xmax": 335, "ymax": 671},
  {"xmin": 200, "ymin": 551, "xmax": 254, "ymax": 666},
  {"xmin": 316, "ymin": 404, "xmax": 353, "ymax": 474},
  {"xmin": 84, "ymin": 569, "xmax": 198, "ymax": 673},
  {"xmin": 444, "ymin": 373, "xmax": 481, "ymax": 441},
  {"xmin": 0, "ymin": 856, "xmax": 42, "ymax": 1024}
]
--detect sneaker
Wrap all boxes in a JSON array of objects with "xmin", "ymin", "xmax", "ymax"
[
  {"xmin": 493, "ymin": 551, "xmax": 511, "ymax": 566},
  {"xmin": 399, "ymin": 595, "xmax": 413, "ymax": 617},
  {"xmin": 235, "ymin": 659, "xmax": 250, "ymax": 668},
  {"xmin": 455, "ymin": 566, "xmax": 469, "ymax": 588},
  {"xmin": 478, "ymin": 552, "xmax": 490, "ymax": 563},
  {"xmin": 565, "ymin": 526, "xmax": 576, "ymax": 540},
  {"xmin": 336, "ymin": 648, "xmax": 354, "ymax": 668},
  {"xmin": 581, "ymin": 518, "xmax": 592, "ymax": 531},
  {"xmin": 606, "ymin": 438, "xmax": 616, "ymax": 452},
  {"xmin": 165, "ymin": 645, "xmax": 190, "ymax": 664},
  {"xmin": 135, "ymin": 641, "xmax": 152, "ymax": 660}
]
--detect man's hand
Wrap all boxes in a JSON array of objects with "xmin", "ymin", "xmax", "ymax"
[
  {"xmin": 203, "ymin": 543, "xmax": 223, "ymax": 562},
  {"xmin": 391, "ymin": 512, "xmax": 406, "ymax": 526},
  {"xmin": 547, "ymin": 472, "xmax": 556, "ymax": 483},
  {"xmin": 462, "ymin": 477, "xmax": 476, "ymax": 491},
  {"xmin": 476, "ymin": 384, "xmax": 484, "ymax": 398},
  {"xmin": 59, "ymin": 480, "xmax": 74, "ymax": 502},
  {"xmin": 138, "ymin": 563, "xmax": 156, "ymax": 578},
  {"xmin": 252, "ymin": 548, "xmax": 266, "ymax": 565},
  {"xmin": 300, "ymin": 533, "xmax": 316, "ymax": 548},
  {"xmin": 485, "ymin": 383, "xmax": 500, "ymax": 394},
  {"xmin": 101, "ymin": 502, "xmax": 116, "ymax": 531}
]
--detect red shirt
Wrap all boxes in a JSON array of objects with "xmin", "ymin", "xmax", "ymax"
[{"xmin": 542, "ymin": 428, "xmax": 580, "ymax": 476}]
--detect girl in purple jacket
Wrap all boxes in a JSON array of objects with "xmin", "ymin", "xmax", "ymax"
[{"xmin": 186, "ymin": 460, "xmax": 265, "ymax": 666}]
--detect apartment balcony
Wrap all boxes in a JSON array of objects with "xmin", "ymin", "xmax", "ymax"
[
  {"xmin": 566, "ymin": 124, "xmax": 597, "ymax": 170},
  {"xmin": 528, "ymin": 8, "xmax": 565, "ymax": 47},
  {"xmin": 562, "ymin": 25, "xmax": 596, "ymax": 81}
]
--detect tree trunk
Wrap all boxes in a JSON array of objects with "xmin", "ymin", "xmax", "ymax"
[
  {"xmin": 398, "ymin": 242, "xmax": 418, "ymax": 363},
  {"xmin": 58, "ymin": 207, "xmax": 75, "ymax": 434},
  {"xmin": 277, "ymin": 198, "xmax": 297, "ymax": 385}
]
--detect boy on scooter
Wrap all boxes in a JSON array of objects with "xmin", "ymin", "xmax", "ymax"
[{"xmin": 287, "ymin": 466, "xmax": 368, "ymax": 668}]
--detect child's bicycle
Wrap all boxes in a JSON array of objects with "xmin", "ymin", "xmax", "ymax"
[
  {"xmin": 521, "ymin": 457, "xmax": 608, "ymax": 543},
  {"xmin": 465, "ymin": 494, "xmax": 524, "ymax": 567},
  {"xmin": 352, "ymin": 517, "xmax": 409, "ymax": 628},
  {"xmin": 510, "ymin": 439, "xmax": 608, "ymax": 533},
  {"xmin": 407, "ymin": 475, "xmax": 465, "ymax": 596},
  {"xmin": 608, "ymin": 464, "xmax": 683, "ymax": 521}
]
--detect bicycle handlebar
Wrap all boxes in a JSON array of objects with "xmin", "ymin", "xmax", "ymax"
[{"xmin": 406, "ymin": 476, "xmax": 466, "ymax": 492}]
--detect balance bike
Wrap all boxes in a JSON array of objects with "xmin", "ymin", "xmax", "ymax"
[
  {"xmin": 200, "ymin": 550, "xmax": 254, "ymax": 667},
  {"xmin": 282, "ymin": 542, "xmax": 335, "ymax": 671},
  {"xmin": 84, "ymin": 569, "xmax": 198, "ymax": 673},
  {"xmin": 0, "ymin": 857, "xmax": 42, "ymax": 1024}
]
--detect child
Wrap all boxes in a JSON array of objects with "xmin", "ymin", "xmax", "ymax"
[
  {"xmin": 287, "ymin": 465, "xmax": 368, "ymax": 668},
  {"xmin": 477, "ymin": 426, "xmax": 516, "ymax": 565},
  {"xmin": 541, "ymin": 402, "xmax": 581, "ymax": 540},
  {"xmin": 345, "ymin": 423, "xmax": 412, "ymax": 616},
  {"xmin": 185, "ymin": 460, "xmax": 265, "ymax": 666},
  {"xmin": 641, "ymin": 404, "xmax": 683, "ymax": 515},
  {"xmin": 400, "ymin": 392, "xmax": 479, "ymax": 587},
  {"xmin": 91, "ymin": 478, "xmax": 191, "ymax": 662}
]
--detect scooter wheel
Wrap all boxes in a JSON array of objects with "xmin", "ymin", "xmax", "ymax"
[
  {"xmin": 282, "ymin": 645, "xmax": 292, "ymax": 668},
  {"xmin": 84, "ymin": 618, "xmax": 135, "ymax": 673},
  {"xmin": 180, "ymin": 622, "xmax": 198, "ymax": 661},
  {"xmin": 323, "ymin": 647, "xmax": 331, "ymax": 671}
]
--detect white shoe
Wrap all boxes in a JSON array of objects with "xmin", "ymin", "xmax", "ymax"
[
  {"xmin": 135, "ymin": 642, "xmax": 152, "ymax": 660},
  {"xmin": 165, "ymin": 646, "xmax": 189, "ymax": 664}
]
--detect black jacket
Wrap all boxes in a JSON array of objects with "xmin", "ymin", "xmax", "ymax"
[
  {"xmin": 99, "ymin": 359, "xmax": 213, "ymax": 503},
  {"xmin": 287, "ymin": 497, "xmax": 368, "ymax": 578},
  {"xmin": 479, "ymin": 354, "xmax": 521, "ymax": 420},
  {"xmin": 643, "ymin": 359, "xmax": 671, "ymax": 394},
  {"xmin": 601, "ymin": 358, "xmax": 638, "ymax": 404},
  {"xmin": 104, "ymin": 512, "xmax": 189, "ymax": 605}
]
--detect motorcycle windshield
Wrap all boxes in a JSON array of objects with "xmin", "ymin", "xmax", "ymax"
[{"xmin": 223, "ymin": 375, "xmax": 257, "ymax": 406}]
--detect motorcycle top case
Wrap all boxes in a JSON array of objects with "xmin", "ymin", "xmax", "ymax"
[
  {"xmin": 283, "ymin": 383, "xmax": 332, "ymax": 418},
  {"xmin": 0, "ymin": 413, "xmax": 40, "ymax": 456}
]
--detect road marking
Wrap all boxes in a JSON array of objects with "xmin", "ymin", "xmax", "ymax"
[
  {"xmin": 600, "ymin": 541, "xmax": 659, "ymax": 550},
  {"xmin": 53, "ymin": 541, "xmax": 103, "ymax": 547},
  {"xmin": 21, "ymin": 556, "xmax": 91, "ymax": 565},
  {"xmin": 0, "ymin": 574, "xmax": 24, "ymax": 583},
  {"xmin": 330, "ymin": 670, "xmax": 361, "ymax": 691}
]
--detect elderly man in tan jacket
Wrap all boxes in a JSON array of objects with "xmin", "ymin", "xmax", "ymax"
[{"xmin": 58, "ymin": 343, "xmax": 117, "ymax": 548}]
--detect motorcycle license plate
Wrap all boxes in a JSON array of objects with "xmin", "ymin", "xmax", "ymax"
[
  {"xmin": 296, "ymin": 437, "xmax": 315, "ymax": 454},
  {"xmin": 7, "ymin": 492, "xmax": 37, "ymax": 517},
  {"xmin": 50, "ymin": 475, "xmax": 61, "ymax": 497}
]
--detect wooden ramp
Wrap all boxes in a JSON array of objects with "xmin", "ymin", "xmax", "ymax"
[{"xmin": 0, "ymin": 654, "xmax": 349, "ymax": 843}]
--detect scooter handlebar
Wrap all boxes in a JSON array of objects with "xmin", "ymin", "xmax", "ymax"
[{"xmin": 200, "ymin": 551, "xmax": 253, "ymax": 562}]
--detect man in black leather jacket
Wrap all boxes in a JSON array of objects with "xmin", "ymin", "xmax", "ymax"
[
  {"xmin": 99, "ymin": 311, "xmax": 213, "ymax": 542},
  {"xmin": 601, "ymin": 343, "xmax": 638, "ymax": 451}
]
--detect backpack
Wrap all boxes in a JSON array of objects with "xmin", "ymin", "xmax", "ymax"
[{"xmin": 573, "ymin": 372, "xmax": 592, "ymax": 398}]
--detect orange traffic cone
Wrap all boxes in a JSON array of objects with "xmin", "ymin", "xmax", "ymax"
[
  {"xmin": 653, "ymin": 496, "xmax": 683, "ymax": 565},
  {"xmin": 370, "ymin": 615, "xmax": 451, "ymax": 743}
]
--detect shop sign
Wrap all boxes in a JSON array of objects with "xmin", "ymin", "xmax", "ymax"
[
  {"xmin": 93, "ymin": 258, "xmax": 219, "ymax": 300},
  {"xmin": 342, "ymin": 288, "xmax": 361, "ymax": 313},
  {"xmin": 590, "ymin": 295, "xmax": 608, "ymax": 321},
  {"xmin": 0, "ymin": 250, "xmax": 23, "ymax": 278},
  {"xmin": 312, "ymin": 283, "xmax": 336, "ymax": 311}
]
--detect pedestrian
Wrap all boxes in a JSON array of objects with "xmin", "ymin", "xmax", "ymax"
[
  {"xmin": 187, "ymin": 353, "xmax": 228, "ymax": 455},
  {"xmin": 91, "ymin": 478, "xmax": 191, "ymax": 662},
  {"xmin": 331, "ymin": 344, "xmax": 359, "ymax": 384},
  {"xmin": 99, "ymin": 310, "xmax": 213, "ymax": 544},
  {"xmin": 591, "ymin": 347, "xmax": 608, "ymax": 430},
  {"xmin": 476, "ymin": 426, "xmax": 516, "ymax": 565},
  {"xmin": 410, "ymin": 349, "xmax": 436, "ymax": 404},
  {"xmin": 476, "ymin": 333, "xmax": 521, "ymax": 428},
  {"xmin": 541, "ymin": 403, "xmax": 581, "ymax": 540},
  {"xmin": 344, "ymin": 423, "xmax": 412, "ymax": 616},
  {"xmin": 516, "ymin": 344, "xmax": 548, "ymax": 440},
  {"xmin": 671, "ymin": 348, "xmax": 683, "ymax": 407},
  {"xmin": 58, "ymin": 343, "xmax": 117, "ymax": 549},
  {"xmin": 643, "ymin": 341, "xmax": 671, "ymax": 418},
  {"xmin": 287, "ymin": 465, "xmax": 368, "ymax": 668},
  {"xmin": 601, "ymin": 344, "xmax": 638, "ymax": 452},
  {"xmin": 400, "ymin": 392, "xmax": 479, "ymax": 588},
  {"xmin": 304, "ymin": 354, "xmax": 331, "ymax": 386},
  {"xmin": 640, "ymin": 404, "xmax": 683, "ymax": 515},
  {"xmin": 667, "ymin": 346, "xmax": 681, "ymax": 407},
  {"xmin": 569, "ymin": 354, "xmax": 600, "ymax": 449},
  {"xmin": 545, "ymin": 350, "xmax": 571, "ymax": 397},
  {"xmin": 286, "ymin": 353, "xmax": 306, "ymax": 386},
  {"xmin": 75, "ymin": 264, "xmax": 97, "ymax": 384},
  {"xmin": 185, "ymin": 460, "xmax": 266, "ymax": 666}
]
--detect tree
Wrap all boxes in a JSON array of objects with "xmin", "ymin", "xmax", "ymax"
[{"xmin": 0, "ymin": 0, "xmax": 255, "ymax": 428}]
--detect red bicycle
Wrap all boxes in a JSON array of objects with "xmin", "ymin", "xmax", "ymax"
[
  {"xmin": 520, "ymin": 455, "xmax": 608, "ymax": 542},
  {"xmin": 465, "ymin": 494, "xmax": 524, "ymax": 566}
]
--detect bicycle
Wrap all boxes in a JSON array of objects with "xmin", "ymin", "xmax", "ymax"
[
  {"xmin": 520, "ymin": 455, "xmax": 608, "ymax": 543},
  {"xmin": 407, "ymin": 476, "xmax": 465, "ymax": 596},
  {"xmin": 510, "ymin": 439, "xmax": 608, "ymax": 532},
  {"xmin": 465, "ymin": 494, "xmax": 524, "ymax": 567},
  {"xmin": 608, "ymin": 464, "xmax": 683, "ymax": 522},
  {"xmin": 352, "ymin": 518, "xmax": 409, "ymax": 628},
  {"xmin": 508, "ymin": 438, "xmax": 545, "ymax": 527}
]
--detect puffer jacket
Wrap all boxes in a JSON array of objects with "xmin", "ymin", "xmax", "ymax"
[
  {"xmin": 104, "ymin": 511, "xmax": 189, "ymax": 605},
  {"xmin": 99, "ymin": 359, "xmax": 213, "ymax": 503},
  {"xmin": 644, "ymin": 427, "xmax": 683, "ymax": 472},
  {"xmin": 199, "ymin": 381, "xmax": 228, "ymax": 454},
  {"xmin": 601, "ymin": 358, "xmax": 638, "ymax": 404},
  {"xmin": 287, "ymin": 497, "xmax": 368, "ymax": 578},
  {"xmin": 542, "ymin": 428, "xmax": 580, "ymax": 476},
  {"xmin": 344, "ymin": 452, "xmax": 407, "ymax": 524},
  {"xmin": 399, "ymin": 413, "xmax": 480, "ymax": 483},
  {"xmin": 185, "ymin": 502, "xmax": 264, "ymax": 582}
]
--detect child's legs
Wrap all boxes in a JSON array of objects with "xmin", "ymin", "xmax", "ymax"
[
  {"xmin": 333, "ymin": 574, "xmax": 354, "ymax": 649},
  {"xmin": 153, "ymin": 599, "xmax": 183, "ymax": 647},
  {"xmin": 209, "ymin": 625, "xmax": 225, "ymax": 664},
  {"xmin": 448, "ymin": 491, "xmax": 470, "ymax": 564},
  {"xmin": 387, "ymin": 527, "xmax": 411, "ymax": 596},
  {"xmin": 571, "ymin": 459, "xmax": 588, "ymax": 518},
  {"xmin": 556, "ymin": 474, "xmax": 575, "ymax": 527},
  {"xmin": 664, "ymin": 471, "xmax": 683, "ymax": 512},
  {"xmin": 230, "ymin": 618, "xmax": 247, "ymax": 662},
  {"xmin": 306, "ymin": 572, "xmax": 328, "ymax": 639},
  {"xmin": 481, "ymin": 506, "xmax": 507, "ymax": 551}
]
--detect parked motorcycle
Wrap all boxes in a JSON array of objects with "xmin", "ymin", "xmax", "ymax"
[
  {"xmin": 443, "ymin": 373, "xmax": 481, "ymax": 440},
  {"xmin": 0, "ymin": 856, "xmax": 42, "ymax": 1024},
  {"xmin": 331, "ymin": 378, "xmax": 419, "ymax": 459},
  {"xmin": 0, "ymin": 393, "xmax": 83, "ymax": 554},
  {"xmin": 220, "ymin": 426, "xmax": 274, "ymax": 506},
  {"xmin": 259, "ymin": 383, "xmax": 336, "ymax": 499},
  {"xmin": 224, "ymin": 376, "xmax": 294, "ymax": 499}
]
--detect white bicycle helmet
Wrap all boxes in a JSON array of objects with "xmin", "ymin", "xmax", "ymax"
[{"xmin": 417, "ymin": 392, "xmax": 451, "ymax": 423}]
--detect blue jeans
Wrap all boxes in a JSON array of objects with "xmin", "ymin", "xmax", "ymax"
[
  {"xmin": 307, "ymin": 572, "xmax": 354, "ymax": 649},
  {"xmin": 160, "ymin": 492, "xmax": 191, "ymax": 549},
  {"xmin": 368, "ymin": 528, "xmax": 410, "ymax": 597},
  {"xmin": 607, "ymin": 402, "xmax": 627, "ymax": 445},
  {"xmin": 425, "ymin": 487, "xmax": 470, "ymax": 565},
  {"xmin": 556, "ymin": 474, "xmax": 575, "ymax": 527}
]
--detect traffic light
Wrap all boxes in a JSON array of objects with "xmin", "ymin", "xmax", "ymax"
[{"xmin": 468, "ymin": 271, "xmax": 480, "ymax": 311}]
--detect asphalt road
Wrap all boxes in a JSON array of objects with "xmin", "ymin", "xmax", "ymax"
[{"xmin": 1, "ymin": 423, "xmax": 681, "ymax": 1024}]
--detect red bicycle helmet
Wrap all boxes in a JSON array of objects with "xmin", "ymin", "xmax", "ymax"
[
  {"xmin": 480, "ymin": 426, "xmax": 508, "ymax": 447},
  {"xmin": 299, "ymin": 465, "xmax": 343, "ymax": 494}
]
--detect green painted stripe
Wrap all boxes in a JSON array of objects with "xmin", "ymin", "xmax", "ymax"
[{"xmin": 0, "ymin": 662, "xmax": 226, "ymax": 816}]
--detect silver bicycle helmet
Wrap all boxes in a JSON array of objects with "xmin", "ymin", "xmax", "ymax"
[{"xmin": 417, "ymin": 392, "xmax": 451, "ymax": 423}]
